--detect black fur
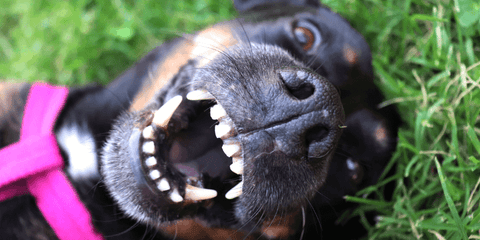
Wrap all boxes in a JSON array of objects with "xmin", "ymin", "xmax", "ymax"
[{"xmin": 0, "ymin": 1, "xmax": 400, "ymax": 239}]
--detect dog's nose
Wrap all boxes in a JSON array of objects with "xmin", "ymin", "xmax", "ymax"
[
  {"xmin": 231, "ymin": 68, "xmax": 344, "ymax": 162},
  {"xmin": 258, "ymin": 69, "xmax": 343, "ymax": 160}
]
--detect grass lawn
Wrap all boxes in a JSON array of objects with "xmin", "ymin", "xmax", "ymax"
[{"xmin": 1, "ymin": 0, "xmax": 479, "ymax": 239}]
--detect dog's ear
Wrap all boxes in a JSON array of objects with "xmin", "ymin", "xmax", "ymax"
[{"xmin": 233, "ymin": 0, "xmax": 320, "ymax": 12}]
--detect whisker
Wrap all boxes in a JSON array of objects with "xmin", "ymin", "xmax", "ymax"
[
  {"xmin": 306, "ymin": 198, "xmax": 323, "ymax": 234},
  {"xmin": 299, "ymin": 206, "xmax": 306, "ymax": 240}
]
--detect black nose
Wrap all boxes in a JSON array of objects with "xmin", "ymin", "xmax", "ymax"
[
  {"xmin": 227, "ymin": 68, "xmax": 343, "ymax": 162},
  {"xmin": 278, "ymin": 70, "xmax": 316, "ymax": 100}
]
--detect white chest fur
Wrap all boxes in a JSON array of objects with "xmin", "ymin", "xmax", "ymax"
[{"xmin": 56, "ymin": 123, "xmax": 99, "ymax": 181}]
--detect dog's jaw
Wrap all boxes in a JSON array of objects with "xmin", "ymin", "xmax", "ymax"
[{"xmin": 101, "ymin": 43, "xmax": 345, "ymax": 231}]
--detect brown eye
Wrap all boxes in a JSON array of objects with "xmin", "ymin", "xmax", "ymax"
[
  {"xmin": 294, "ymin": 27, "xmax": 315, "ymax": 51},
  {"xmin": 292, "ymin": 21, "xmax": 321, "ymax": 52}
]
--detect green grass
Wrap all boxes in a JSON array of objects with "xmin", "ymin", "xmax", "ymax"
[
  {"xmin": 330, "ymin": 0, "xmax": 480, "ymax": 239},
  {"xmin": 1, "ymin": 0, "xmax": 479, "ymax": 239},
  {"xmin": 0, "ymin": 0, "xmax": 236, "ymax": 85}
]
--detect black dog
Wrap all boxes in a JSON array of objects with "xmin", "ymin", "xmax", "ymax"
[{"xmin": 0, "ymin": 0, "xmax": 400, "ymax": 239}]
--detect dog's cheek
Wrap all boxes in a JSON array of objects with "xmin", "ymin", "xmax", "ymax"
[
  {"xmin": 101, "ymin": 113, "xmax": 139, "ymax": 214},
  {"xmin": 101, "ymin": 112, "xmax": 160, "ymax": 224}
]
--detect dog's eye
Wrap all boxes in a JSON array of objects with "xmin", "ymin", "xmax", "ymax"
[
  {"xmin": 293, "ymin": 21, "xmax": 321, "ymax": 52},
  {"xmin": 294, "ymin": 27, "xmax": 314, "ymax": 50}
]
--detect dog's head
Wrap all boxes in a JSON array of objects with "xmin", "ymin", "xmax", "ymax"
[{"xmin": 101, "ymin": 0, "xmax": 394, "ymax": 237}]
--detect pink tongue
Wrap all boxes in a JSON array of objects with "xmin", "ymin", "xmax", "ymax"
[{"xmin": 174, "ymin": 162, "xmax": 200, "ymax": 178}]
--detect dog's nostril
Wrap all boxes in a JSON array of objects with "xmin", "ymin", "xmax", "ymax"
[
  {"xmin": 305, "ymin": 125, "xmax": 329, "ymax": 147},
  {"xmin": 278, "ymin": 70, "xmax": 315, "ymax": 100},
  {"xmin": 286, "ymin": 82, "xmax": 315, "ymax": 100}
]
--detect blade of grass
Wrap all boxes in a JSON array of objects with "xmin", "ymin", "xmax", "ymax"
[{"xmin": 434, "ymin": 157, "xmax": 468, "ymax": 240}]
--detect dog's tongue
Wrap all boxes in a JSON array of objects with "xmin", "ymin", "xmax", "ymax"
[{"xmin": 174, "ymin": 162, "xmax": 200, "ymax": 178}]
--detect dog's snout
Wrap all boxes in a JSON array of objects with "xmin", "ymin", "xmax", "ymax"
[{"xmin": 279, "ymin": 70, "xmax": 315, "ymax": 100}]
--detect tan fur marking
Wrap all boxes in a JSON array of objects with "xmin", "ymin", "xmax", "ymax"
[
  {"xmin": 161, "ymin": 219, "xmax": 254, "ymax": 240},
  {"xmin": 129, "ymin": 42, "xmax": 194, "ymax": 111},
  {"xmin": 130, "ymin": 23, "xmax": 238, "ymax": 111},
  {"xmin": 0, "ymin": 81, "xmax": 28, "ymax": 120},
  {"xmin": 260, "ymin": 212, "xmax": 299, "ymax": 239},
  {"xmin": 189, "ymin": 23, "xmax": 238, "ymax": 68},
  {"xmin": 343, "ymin": 43, "xmax": 358, "ymax": 65},
  {"xmin": 374, "ymin": 124, "xmax": 388, "ymax": 148},
  {"xmin": 0, "ymin": 81, "xmax": 31, "ymax": 144}
]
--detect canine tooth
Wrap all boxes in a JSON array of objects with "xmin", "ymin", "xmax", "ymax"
[
  {"xmin": 142, "ymin": 126, "xmax": 155, "ymax": 139},
  {"xmin": 142, "ymin": 141, "xmax": 155, "ymax": 155},
  {"xmin": 145, "ymin": 157, "xmax": 157, "ymax": 167},
  {"xmin": 169, "ymin": 188, "xmax": 183, "ymax": 203},
  {"xmin": 186, "ymin": 90, "xmax": 215, "ymax": 100},
  {"xmin": 152, "ymin": 95, "xmax": 183, "ymax": 127},
  {"xmin": 225, "ymin": 181, "xmax": 243, "ymax": 199},
  {"xmin": 149, "ymin": 170, "xmax": 161, "ymax": 180},
  {"xmin": 210, "ymin": 104, "xmax": 227, "ymax": 120},
  {"xmin": 214, "ymin": 123, "xmax": 232, "ymax": 139},
  {"xmin": 185, "ymin": 185, "xmax": 217, "ymax": 201},
  {"xmin": 230, "ymin": 161, "xmax": 244, "ymax": 175},
  {"xmin": 157, "ymin": 178, "xmax": 170, "ymax": 191},
  {"xmin": 222, "ymin": 143, "xmax": 241, "ymax": 157}
]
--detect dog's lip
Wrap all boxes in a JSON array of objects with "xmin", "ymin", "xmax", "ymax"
[{"xmin": 129, "ymin": 128, "xmax": 154, "ymax": 192}]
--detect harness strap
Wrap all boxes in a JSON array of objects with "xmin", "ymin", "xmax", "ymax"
[{"xmin": 0, "ymin": 83, "xmax": 103, "ymax": 240}]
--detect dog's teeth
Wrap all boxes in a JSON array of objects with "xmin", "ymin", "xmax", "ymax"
[
  {"xmin": 142, "ymin": 141, "xmax": 155, "ymax": 155},
  {"xmin": 157, "ymin": 178, "xmax": 170, "ymax": 191},
  {"xmin": 152, "ymin": 95, "xmax": 183, "ymax": 127},
  {"xmin": 225, "ymin": 181, "xmax": 243, "ymax": 199},
  {"xmin": 230, "ymin": 160, "xmax": 244, "ymax": 175},
  {"xmin": 149, "ymin": 170, "xmax": 161, "ymax": 180},
  {"xmin": 145, "ymin": 157, "xmax": 157, "ymax": 167},
  {"xmin": 169, "ymin": 188, "xmax": 183, "ymax": 203},
  {"xmin": 186, "ymin": 90, "xmax": 215, "ymax": 101},
  {"xmin": 215, "ymin": 122, "xmax": 232, "ymax": 139},
  {"xmin": 142, "ymin": 126, "xmax": 155, "ymax": 140},
  {"xmin": 210, "ymin": 104, "xmax": 227, "ymax": 120},
  {"xmin": 185, "ymin": 185, "xmax": 217, "ymax": 201},
  {"xmin": 222, "ymin": 143, "xmax": 241, "ymax": 157}
]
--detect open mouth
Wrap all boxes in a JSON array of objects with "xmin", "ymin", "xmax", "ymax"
[
  {"xmin": 134, "ymin": 92, "xmax": 244, "ymax": 204},
  {"xmin": 104, "ymin": 43, "xmax": 346, "ymax": 226}
]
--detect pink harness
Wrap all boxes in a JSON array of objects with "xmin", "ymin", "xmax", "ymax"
[{"xmin": 0, "ymin": 83, "xmax": 103, "ymax": 240}]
